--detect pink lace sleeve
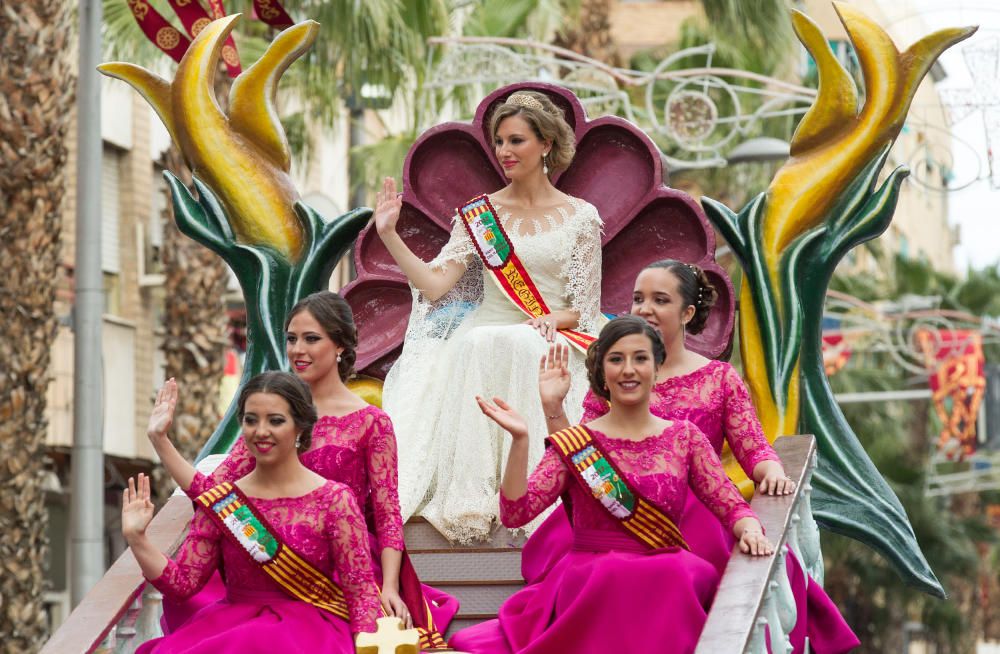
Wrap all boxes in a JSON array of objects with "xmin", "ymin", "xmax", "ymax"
[
  {"xmin": 581, "ymin": 389, "xmax": 609, "ymax": 423},
  {"xmin": 685, "ymin": 422, "xmax": 757, "ymax": 534},
  {"xmin": 147, "ymin": 509, "xmax": 221, "ymax": 601},
  {"xmin": 326, "ymin": 484, "xmax": 381, "ymax": 634},
  {"xmin": 720, "ymin": 365, "xmax": 782, "ymax": 478},
  {"xmin": 365, "ymin": 411, "xmax": 405, "ymax": 551},
  {"xmin": 500, "ymin": 447, "xmax": 569, "ymax": 528},
  {"xmin": 186, "ymin": 437, "xmax": 256, "ymax": 498}
]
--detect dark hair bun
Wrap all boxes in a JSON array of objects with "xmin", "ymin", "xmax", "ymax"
[{"xmin": 642, "ymin": 260, "xmax": 718, "ymax": 335}]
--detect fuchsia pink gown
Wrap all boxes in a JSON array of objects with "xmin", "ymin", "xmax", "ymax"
[
  {"xmin": 170, "ymin": 405, "xmax": 458, "ymax": 634},
  {"xmin": 140, "ymin": 480, "xmax": 380, "ymax": 653},
  {"xmin": 450, "ymin": 421, "xmax": 756, "ymax": 654},
  {"xmin": 521, "ymin": 360, "xmax": 859, "ymax": 653}
]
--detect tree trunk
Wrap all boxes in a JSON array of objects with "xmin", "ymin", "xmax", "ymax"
[
  {"xmin": 552, "ymin": 0, "xmax": 620, "ymax": 66},
  {"xmin": 152, "ymin": 145, "xmax": 230, "ymax": 503},
  {"xmin": 0, "ymin": 1, "xmax": 75, "ymax": 650}
]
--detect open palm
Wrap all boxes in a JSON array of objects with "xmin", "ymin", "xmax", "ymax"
[
  {"xmin": 373, "ymin": 177, "xmax": 402, "ymax": 235},
  {"xmin": 121, "ymin": 474, "xmax": 154, "ymax": 540},
  {"xmin": 476, "ymin": 396, "xmax": 529, "ymax": 441},
  {"xmin": 147, "ymin": 379, "xmax": 178, "ymax": 440},
  {"xmin": 538, "ymin": 344, "xmax": 571, "ymax": 408}
]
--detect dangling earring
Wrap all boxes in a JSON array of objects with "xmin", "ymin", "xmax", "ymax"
[
  {"xmin": 542, "ymin": 153, "xmax": 549, "ymax": 176},
  {"xmin": 295, "ymin": 434, "xmax": 302, "ymax": 448},
  {"xmin": 336, "ymin": 353, "xmax": 342, "ymax": 363}
]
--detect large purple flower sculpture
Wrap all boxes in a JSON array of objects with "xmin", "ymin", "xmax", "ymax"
[{"xmin": 343, "ymin": 82, "xmax": 735, "ymax": 380}]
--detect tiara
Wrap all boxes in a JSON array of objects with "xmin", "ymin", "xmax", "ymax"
[{"xmin": 505, "ymin": 93, "xmax": 544, "ymax": 111}]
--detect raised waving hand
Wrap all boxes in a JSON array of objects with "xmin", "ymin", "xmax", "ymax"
[{"xmin": 146, "ymin": 378, "xmax": 197, "ymax": 492}]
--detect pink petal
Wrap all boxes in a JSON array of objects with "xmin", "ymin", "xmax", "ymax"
[
  {"xmin": 353, "ymin": 204, "xmax": 449, "ymax": 280},
  {"xmin": 559, "ymin": 121, "xmax": 662, "ymax": 241},
  {"xmin": 342, "ymin": 277, "xmax": 413, "ymax": 378},
  {"xmin": 404, "ymin": 124, "xmax": 504, "ymax": 227},
  {"xmin": 687, "ymin": 263, "xmax": 735, "ymax": 359}
]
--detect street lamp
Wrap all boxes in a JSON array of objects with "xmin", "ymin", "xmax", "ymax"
[{"xmin": 726, "ymin": 136, "xmax": 791, "ymax": 165}]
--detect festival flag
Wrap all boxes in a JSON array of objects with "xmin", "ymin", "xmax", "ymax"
[
  {"xmin": 204, "ymin": 0, "xmax": 242, "ymax": 77},
  {"xmin": 821, "ymin": 330, "xmax": 854, "ymax": 376},
  {"xmin": 253, "ymin": 0, "xmax": 294, "ymax": 28},
  {"xmin": 915, "ymin": 329, "xmax": 986, "ymax": 459},
  {"xmin": 125, "ymin": 0, "xmax": 192, "ymax": 63},
  {"xmin": 123, "ymin": 0, "xmax": 289, "ymax": 77}
]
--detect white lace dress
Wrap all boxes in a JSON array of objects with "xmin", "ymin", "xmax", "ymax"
[{"xmin": 384, "ymin": 195, "xmax": 604, "ymax": 543}]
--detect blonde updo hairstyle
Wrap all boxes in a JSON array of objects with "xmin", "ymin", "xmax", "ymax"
[{"xmin": 489, "ymin": 90, "xmax": 576, "ymax": 174}]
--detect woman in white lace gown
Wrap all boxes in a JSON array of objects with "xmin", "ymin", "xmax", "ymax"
[{"xmin": 373, "ymin": 91, "xmax": 604, "ymax": 542}]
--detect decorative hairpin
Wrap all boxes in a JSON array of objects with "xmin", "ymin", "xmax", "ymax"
[{"xmin": 505, "ymin": 93, "xmax": 544, "ymax": 111}]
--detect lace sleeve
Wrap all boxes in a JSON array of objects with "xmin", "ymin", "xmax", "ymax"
[
  {"xmin": 429, "ymin": 214, "xmax": 475, "ymax": 271},
  {"xmin": 500, "ymin": 447, "xmax": 569, "ymax": 528},
  {"xmin": 365, "ymin": 411, "xmax": 405, "ymax": 551},
  {"xmin": 325, "ymin": 484, "xmax": 381, "ymax": 635},
  {"xmin": 685, "ymin": 422, "xmax": 757, "ymax": 534},
  {"xmin": 561, "ymin": 202, "xmax": 604, "ymax": 333},
  {"xmin": 186, "ymin": 438, "xmax": 256, "ymax": 499},
  {"xmin": 147, "ymin": 509, "xmax": 221, "ymax": 601},
  {"xmin": 581, "ymin": 389, "xmax": 609, "ymax": 423},
  {"xmin": 720, "ymin": 364, "xmax": 782, "ymax": 478}
]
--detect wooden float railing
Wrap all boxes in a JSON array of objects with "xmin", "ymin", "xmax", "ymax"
[
  {"xmin": 39, "ymin": 455, "xmax": 226, "ymax": 654},
  {"xmin": 43, "ymin": 440, "xmax": 822, "ymax": 653},
  {"xmin": 695, "ymin": 434, "xmax": 822, "ymax": 654}
]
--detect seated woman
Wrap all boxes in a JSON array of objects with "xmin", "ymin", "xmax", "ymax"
[
  {"xmin": 373, "ymin": 90, "xmax": 604, "ymax": 542},
  {"xmin": 124, "ymin": 372, "xmax": 379, "ymax": 653},
  {"xmin": 529, "ymin": 260, "xmax": 859, "ymax": 653},
  {"xmin": 449, "ymin": 316, "xmax": 772, "ymax": 654},
  {"xmin": 159, "ymin": 292, "xmax": 456, "ymax": 646}
]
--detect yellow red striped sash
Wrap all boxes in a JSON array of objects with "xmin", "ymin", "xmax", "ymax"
[
  {"xmin": 458, "ymin": 194, "xmax": 596, "ymax": 354},
  {"xmin": 196, "ymin": 482, "xmax": 353, "ymax": 620},
  {"xmin": 548, "ymin": 426, "xmax": 689, "ymax": 550}
]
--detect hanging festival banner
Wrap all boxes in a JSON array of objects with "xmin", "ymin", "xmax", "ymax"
[
  {"xmin": 204, "ymin": 0, "xmax": 242, "ymax": 77},
  {"xmin": 125, "ymin": 0, "xmax": 192, "ymax": 63},
  {"xmin": 125, "ymin": 0, "xmax": 293, "ymax": 76},
  {"xmin": 821, "ymin": 330, "xmax": 854, "ymax": 376},
  {"xmin": 915, "ymin": 328, "xmax": 986, "ymax": 459},
  {"xmin": 252, "ymin": 0, "xmax": 294, "ymax": 28}
]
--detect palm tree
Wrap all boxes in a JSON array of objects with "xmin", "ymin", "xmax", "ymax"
[{"xmin": 0, "ymin": 1, "xmax": 75, "ymax": 649}]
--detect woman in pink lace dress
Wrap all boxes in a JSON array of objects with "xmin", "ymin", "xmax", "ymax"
[
  {"xmin": 125, "ymin": 372, "xmax": 380, "ymax": 653},
  {"xmin": 527, "ymin": 260, "xmax": 859, "ymax": 653},
  {"xmin": 449, "ymin": 316, "xmax": 773, "ymax": 654},
  {"xmin": 164, "ymin": 292, "xmax": 457, "ymax": 641}
]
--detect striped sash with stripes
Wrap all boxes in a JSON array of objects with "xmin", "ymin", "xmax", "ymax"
[
  {"xmin": 195, "ymin": 482, "xmax": 353, "ymax": 620},
  {"xmin": 548, "ymin": 425, "xmax": 689, "ymax": 551}
]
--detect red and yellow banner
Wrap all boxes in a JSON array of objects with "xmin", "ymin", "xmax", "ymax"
[{"xmin": 916, "ymin": 329, "xmax": 985, "ymax": 459}]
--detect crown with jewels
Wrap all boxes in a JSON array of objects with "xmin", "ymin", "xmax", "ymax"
[{"xmin": 505, "ymin": 93, "xmax": 544, "ymax": 111}]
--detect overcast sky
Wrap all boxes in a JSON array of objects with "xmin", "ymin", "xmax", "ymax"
[{"xmin": 886, "ymin": 1, "xmax": 1000, "ymax": 271}]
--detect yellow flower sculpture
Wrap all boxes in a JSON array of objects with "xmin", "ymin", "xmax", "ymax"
[
  {"xmin": 703, "ymin": 2, "xmax": 975, "ymax": 595},
  {"xmin": 99, "ymin": 15, "xmax": 371, "ymax": 460},
  {"xmin": 99, "ymin": 15, "xmax": 316, "ymax": 261}
]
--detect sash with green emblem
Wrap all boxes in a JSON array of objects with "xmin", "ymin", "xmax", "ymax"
[
  {"xmin": 457, "ymin": 194, "xmax": 596, "ymax": 354},
  {"xmin": 195, "ymin": 481, "xmax": 356, "ymax": 620},
  {"xmin": 548, "ymin": 425, "xmax": 689, "ymax": 550}
]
